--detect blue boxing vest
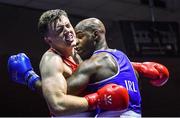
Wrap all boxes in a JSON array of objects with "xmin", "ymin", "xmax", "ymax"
[{"xmin": 85, "ymin": 49, "xmax": 141, "ymax": 114}]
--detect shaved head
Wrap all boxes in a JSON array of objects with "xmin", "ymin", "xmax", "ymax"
[
  {"xmin": 75, "ymin": 18, "xmax": 108, "ymax": 60},
  {"xmin": 75, "ymin": 18, "xmax": 106, "ymax": 33}
]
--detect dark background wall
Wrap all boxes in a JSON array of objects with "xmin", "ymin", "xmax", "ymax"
[{"xmin": 0, "ymin": 4, "xmax": 180, "ymax": 117}]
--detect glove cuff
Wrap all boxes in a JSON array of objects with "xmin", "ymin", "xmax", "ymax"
[
  {"xmin": 25, "ymin": 70, "xmax": 40, "ymax": 91},
  {"xmin": 84, "ymin": 93, "xmax": 98, "ymax": 110}
]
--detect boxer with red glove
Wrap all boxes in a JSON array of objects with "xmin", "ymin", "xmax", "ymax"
[
  {"xmin": 85, "ymin": 83, "xmax": 129, "ymax": 111},
  {"xmin": 131, "ymin": 62, "xmax": 169, "ymax": 87}
]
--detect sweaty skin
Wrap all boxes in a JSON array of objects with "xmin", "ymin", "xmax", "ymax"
[{"xmin": 38, "ymin": 10, "xmax": 89, "ymax": 116}]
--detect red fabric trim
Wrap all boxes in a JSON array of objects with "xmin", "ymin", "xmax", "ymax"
[{"xmin": 49, "ymin": 48, "xmax": 78, "ymax": 73}]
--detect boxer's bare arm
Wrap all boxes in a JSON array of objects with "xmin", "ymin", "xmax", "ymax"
[
  {"xmin": 34, "ymin": 79, "xmax": 42, "ymax": 95},
  {"xmin": 67, "ymin": 52, "xmax": 118, "ymax": 95},
  {"xmin": 40, "ymin": 52, "xmax": 88, "ymax": 116},
  {"xmin": 67, "ymin": 58, "xmax": 99, "ymax": 95}
]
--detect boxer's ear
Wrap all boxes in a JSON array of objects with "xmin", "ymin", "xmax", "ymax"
[
  {"xmin": 44, "ymin": 36, "xmax": 52, "ymax": 44},
  {"xmin": 93, "ymin": 30, "xmax": 99, "ymax": 42}
]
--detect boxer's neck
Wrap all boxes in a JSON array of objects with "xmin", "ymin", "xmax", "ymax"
[
  {"xmin": 95, "ymin": 38, "xmax": 109, "ymax": 51},
  {"xmin": 50, "ymin": 47, "xmax": 76, "ymax": 59}
]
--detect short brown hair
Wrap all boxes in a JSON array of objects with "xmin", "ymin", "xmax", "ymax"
[{"xmin": 38, "ymin": 9, "xmax": 68, "ymax": 39}]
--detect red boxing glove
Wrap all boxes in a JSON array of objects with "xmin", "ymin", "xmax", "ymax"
[
  {"xmin": 132, "ymin": 62, "xmax": 169, "ymax": 87},
  {"xmin": 84, "ymin": 84, "xmax": 129, "ymax": 111}
]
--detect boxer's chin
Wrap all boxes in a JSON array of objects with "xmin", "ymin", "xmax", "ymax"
[
  {"xmin": 78, "ymin": 50, "xmax": 86, "ymax": 57},
  {"xmin": 66, "ymin": 40, "xmax": 76, "ymax": 47}
]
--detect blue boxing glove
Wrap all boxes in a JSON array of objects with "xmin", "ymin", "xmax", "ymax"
[{"xmin": 8, "ymin": 53, "xmax": 40, "ymax": 91}]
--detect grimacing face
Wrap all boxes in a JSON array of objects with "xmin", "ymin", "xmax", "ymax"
[
  {"xmin": 47, "ymin": 15, "xmax": 77, "ymax": 49},
  {"xmin": 75, "ymin": 29, "xmax": 96, "ymax": 60}
]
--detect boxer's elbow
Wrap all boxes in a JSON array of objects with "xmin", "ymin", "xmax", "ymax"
[
  {"xmin": 48, "ymin": 93, "xmax": 67, "ymax": 116},
  {"xmin": 50, "ymin": 104, "xmax": 66, "ymax": 116},
  {"xmin": 42, "ymin": 81, "xmax": 69, "ymax": 116}
]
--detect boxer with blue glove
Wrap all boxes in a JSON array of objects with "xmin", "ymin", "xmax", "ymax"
[
  {"xmin": 7, "ymin": 15, "xmax": 169, "ymax": 117},
  {"xmin": 8, "ymin": 53, "xmax": 130, "ymax": 116},
  {"xmin": 8, "ymin": 53, "xmax": 169, "ymax": 92}
]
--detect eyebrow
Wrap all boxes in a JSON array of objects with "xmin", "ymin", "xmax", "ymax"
[
  {"xmin": 75, "ymin": 30, "xmax": 83, "ymax": 34},
  {"xmin": 56, "ymin": 25, "xmax": 63, "ymax": 28},
  {"xmin": 56, "ymin": 21, "xmax": 69, "ymax": 27}
]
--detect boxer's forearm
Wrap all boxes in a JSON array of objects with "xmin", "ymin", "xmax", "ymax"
[
  {"xmin": 67, "ymin": 73, "xmax": 90, "ymax": 95},
  {"xmin": 34, "ymin": 79, "xmax": 43, "ymax": 96},
  {"xmin": 49, "ymin": 94, "xmax": 89, "ymax": 116}
]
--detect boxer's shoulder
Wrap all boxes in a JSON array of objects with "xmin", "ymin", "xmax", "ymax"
[
  {"xmin": 78, "ymin": 52, "xmax": 118, "ymax": 83},
  {"xmin": 90, "ymin": 52, "xmax": 118, "ymax": 71},
  {"xmin": 40, "ymin": 51, "xmax": 63, "ymax": 64},
  {"xmin": 39, "ymin": 51, "xmax": 65, "ymax": 74}
]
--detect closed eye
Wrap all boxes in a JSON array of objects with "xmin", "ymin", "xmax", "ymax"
[
  {"xmin": 56, "ymin": 26, "xmax": 63, "ymax": 34},
  {"xmin": 65, "ymin": 23, "xmax": 70, "ymax": 28},
  {"xmin": 76, "ymin": 33, "xmax": 84, "ymax": 39}
]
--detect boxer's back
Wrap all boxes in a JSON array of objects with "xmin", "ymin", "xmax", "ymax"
[{"xmin": 84, "ymin": 49, "xmax": 141, "ymax": 117}]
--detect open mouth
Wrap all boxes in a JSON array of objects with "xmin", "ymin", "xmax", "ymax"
[
  {"xmin": 75, "ymin": 46, "xmax": 80, "ymax": 51},
  {"xmin": 75, "ymin": 46, "xmax": 82, "ymax": 53},
  {"xmin": 64, "ymin": 33, "xmax": 74, "ymax": 43}
]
